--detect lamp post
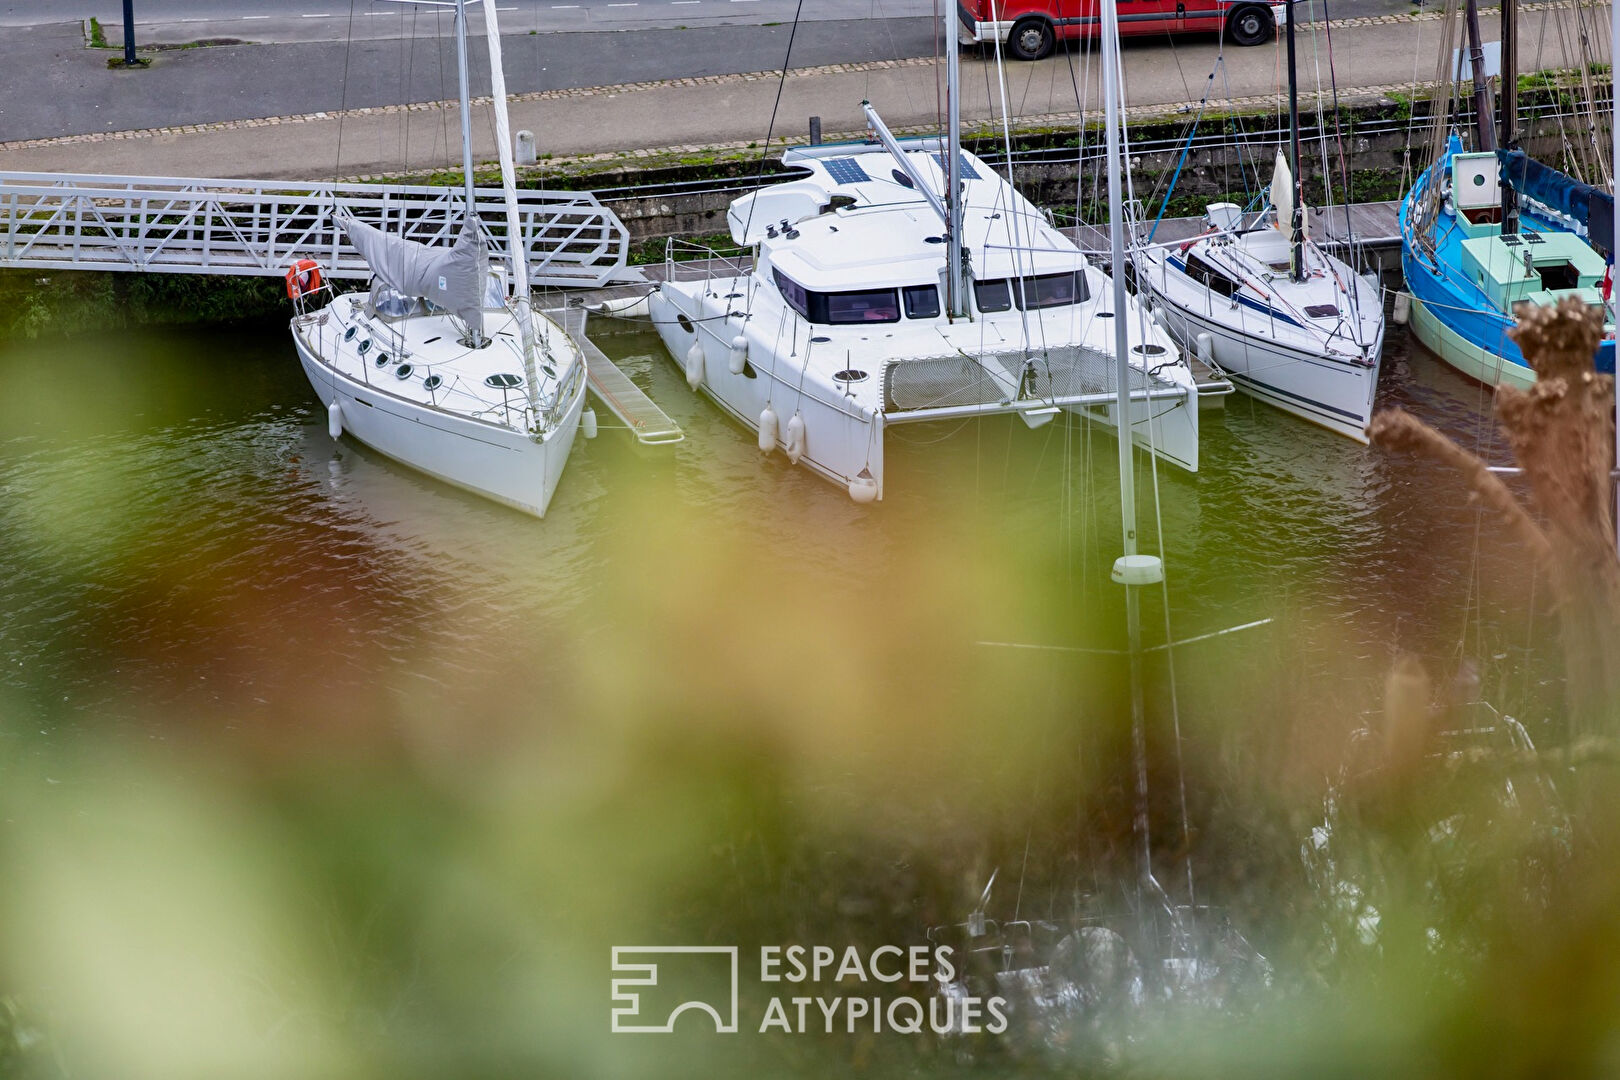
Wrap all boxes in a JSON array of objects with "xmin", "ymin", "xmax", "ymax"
[{"xmin": 122, "ymin": 0, "xmax": 137, "ymax": 65}]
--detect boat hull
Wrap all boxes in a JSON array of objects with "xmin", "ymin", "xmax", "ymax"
[
  {"xmin": 292, "ymin": 328, "xmax": 583, "ymax": 518},
  {"xmin": 1149, "ymin": 288, "xmax": 1381, "ymax": 443}
]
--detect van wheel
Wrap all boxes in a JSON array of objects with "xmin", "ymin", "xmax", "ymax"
[
  {"xmin": 1008, "ymin": 16, "xmax": 1055, "ymax": 61},
  {"xmin": 1227, "ymin": 4, "xmax": 1274, "ymax": 46}
]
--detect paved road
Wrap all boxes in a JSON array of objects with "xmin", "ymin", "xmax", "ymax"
[
  {"xmin": 0, "ymin": 0, "xmax": 1421, "ymax": 44},
  {"xmin": 0, "ymin": 0, "xmax": 939, "ymax": 43}
]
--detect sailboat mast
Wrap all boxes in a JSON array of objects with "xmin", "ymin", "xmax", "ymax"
[
  {"xmin": 1285, "ymin": 0, "xmax": 1305, "ymax": 284},
  {"xmin": 945, "ymin": 5, "xmax": 966, "ymax": 318},
  {"xmin": 1464, "ymin": 0, "xmax": 1498, "ymax": 152},
  {"xmin": 1099, "ymin": 0, "xmax": 1153, "ymax": 897},
  {"xmin": 1501, "ymin": 0, "xmax": 1518, "ymax": 233},
  {"xmin": 453, "ymin": 0, "xmax": 478, "ymax": 215}
]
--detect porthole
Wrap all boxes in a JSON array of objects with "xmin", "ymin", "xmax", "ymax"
[
  {"xmin": 485, "ymin": 373, "xmax": 524, "ymax": 389},
  {"xmin": 373, "ymin": 352, "xmax": 389, "ymax": 368},
  {"xmin": 925, "ymin": 235, "xmax": 945, "ymax": 244},
  {"xmin": 1132, "ymin": 344, "xmax": 1168, "ymax": 356},
  {"xmin": 394, "ymin": 363, "xmax": 414, "ymax": 380},
  {"xmin": 810, "ymin": 335, "xmax": 831, "ymax": 343},
  {"xmin": 676, "ymin": 313, "xmax": 695, "ymax": 334},
  {"xmin": 423, "ymin": 374, "xmax": 443, "ymax": 391},
  {"xmin": 833, "ymin": 369, "xmax": 869, "ymax": 384},
  {"xmin": 891, "ymin": 169, "xmax": 914, "ymax": 189},
  {"xmin": 1097, "ymin": 311, "xmax": 1114, "ymax": 318},
  {"xmin": 343, "ymin": 325, "xmax": 358, "ymax": 341},
  {"xmin": 541, "ymin": 365, "xmax": 556, "ymax": 378}
]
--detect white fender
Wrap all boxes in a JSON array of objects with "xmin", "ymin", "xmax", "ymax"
[
  {"xmin": 582, "ymin": 407, "xmax": 598, "ymax": 439},
  {"xmin": 758, "ymin": 404, "xmax": 779, "ymax": 453},
  {"xmin": 847, "ymin": 469, "xmax": 879, "ymax": 504},
  {"xmin": 327, "ymin": 400, "xmax": 343, "ymax": 440},
  {"xmin": 684, "ymin": 340, "xmax": 705, "ymax": 391},
  {"xmin": 1392, "ymin": 291, "xmax": 1412, "ymax": 326},
  {"xmin": 728, "ymin": 334, "xmax": 749, "ymax": 375},
  {"xmin": 785, "ymin": 412, "xmax": 806, "ymax": 464},
  {"xmin": 1195, "ymin": 332, "xmax": 1214, "ymax": 366}
]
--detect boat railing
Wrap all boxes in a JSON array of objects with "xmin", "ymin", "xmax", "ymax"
[{"xmin": 663, "ymin": 237, "xmax": 750, "ymax": 288}]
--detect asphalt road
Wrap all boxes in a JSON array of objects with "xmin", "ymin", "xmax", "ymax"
[
  {"xmin": 0, "ymin": 0, "xmax": 1423, "ymax": 44},
  {"xmin": 0, "ymin": 0, "xmax": 939, "ymax": 42},
  {"xmin": 0, "ymin": 17, "xmax": 944, "ymax": 141}
]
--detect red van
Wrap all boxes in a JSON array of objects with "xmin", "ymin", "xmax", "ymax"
[{"xmin": 958, "ymin": 1, "xmax": 1286, "ymax": 60}]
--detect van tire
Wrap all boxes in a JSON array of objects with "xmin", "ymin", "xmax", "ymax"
[
  {"xmin": 1226, "ymin": 4, "xmax": 1275, "ymax": 46},
  {"xmin": 1008, "ymin": 16, "xmax": 1055, "ymax": 61}
]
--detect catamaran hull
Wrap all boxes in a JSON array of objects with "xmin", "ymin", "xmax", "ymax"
[
  {"xmin": 292, "ymin": 332, "xmax": 584, "ymax": 518},
  {"xmin": 650, "ymin": 283, "xmax": 1199, "ymax": 500},
  {"xmin": 1150, "ymin": 296, "xmax": 1381, "ymax": 443}
]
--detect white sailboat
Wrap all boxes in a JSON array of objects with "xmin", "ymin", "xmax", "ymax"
[
  {"xmin": 1135, "ymin": 2, "xmax": 1384, "ymax": 442},
  {"xmin": 648, "ymin": 8, "xmax": 1200, "ymax": 503},
  {"xmin": 287, "ymin": 0, "xmax": 587, "ymax": 517}
]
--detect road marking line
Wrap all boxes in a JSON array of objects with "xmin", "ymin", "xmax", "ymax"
[
  {"xmin": 301, "ymin": 12, "xmax": 332, "ymax": 17},
  {"xmin": 241, "ymin": 14, "xmax": 271, "ymax": 19}
]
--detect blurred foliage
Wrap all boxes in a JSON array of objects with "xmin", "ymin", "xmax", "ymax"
[{"xmin": 0, "ymin": 319, "xmax": 1613, "ymax": 1078}]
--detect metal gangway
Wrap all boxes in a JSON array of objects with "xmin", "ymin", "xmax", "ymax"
[{"xmin": 0, "ymin": 172, "xmax": 632, "ymax": 287}]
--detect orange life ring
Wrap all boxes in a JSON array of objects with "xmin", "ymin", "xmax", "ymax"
[{"xmin": 285, "ymin": 259, "xmax": 322, "ymax": 299}]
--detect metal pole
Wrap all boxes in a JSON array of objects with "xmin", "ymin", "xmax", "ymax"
[
  {"xmin": 453, "ymin": 0, "xmax": 478, "ymax": 218},
  {"xmin": 1285, "ymin": 1, "xmax": 1306, "ymax": 284},
  {"xmin": 1100, "ymin": 0, "xmax": 1152, "ymax": 899},
  {"xmin": 1611, "ymin": 0, "xmax": 1618, "ymax": 554},
  {"xmin": 945, "ymin": 2, "xmax": 966, "ymax": 318},
  {"xmin": 122, "ymin": 0, "xmax": 137, "ymax": 65},
  {"xmin": 1501, "ymin": 0, "xmax": 1518, "ymax": 233},
  {"xmin": 1464, "ymin": 0, "xmax": 1498, "ymax": 152}
]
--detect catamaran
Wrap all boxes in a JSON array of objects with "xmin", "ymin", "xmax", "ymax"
[
  {"xmin": 286, "ymin": 0, "xmax": 587, "ymax": 518},
  {"xmin": 648, "ymin": 8, "xmax": 1201, "ymax": 502}
]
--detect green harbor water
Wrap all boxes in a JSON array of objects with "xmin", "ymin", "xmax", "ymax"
[{"xmin": 0, "ymin": 313, "xmax": 1595, "ymax": 1077}]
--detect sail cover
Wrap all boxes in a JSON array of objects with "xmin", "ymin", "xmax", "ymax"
[
  {"xmin": 335, "ymin": 210, "xmax": 487, "ymax": 334},
  {"xmin": 1497, "ymin": 149, "xmax": 1615, "ymax": 254}
]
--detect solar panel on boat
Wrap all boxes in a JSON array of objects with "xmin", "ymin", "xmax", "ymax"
[
  {"xmin": 1525, "ymin": 232, "xmax": 1546, "ymax": 244},
  {"xmin": 935, "ymin": 152, "xmax": 982, "ymax": 180},
  {"xmin": 824, "ymin": 157, "xmax": 872, "ymax": 185}
]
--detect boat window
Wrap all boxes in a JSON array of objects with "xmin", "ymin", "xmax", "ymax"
[
  {"xmin": 903, "ymin": 284, "xmax": 941, "ymax": 319},
  {"xmin": 824, "ymin": 289, "xmax": 900, "ymax": 324},
  {"xmin": 774, "ymin": 266, "xmax": 900, "ymax": 324},
  {"xmin": 975, "ymin": 278, "xmax": 1013, "ymax": 312},
  {"xmin": 1304, "ymin": 304, "xmax": 1340, "ymax": 319},
  {"xmin": 773, "ymin": 267, "xmax": 811, "ymax": 319},
  {"xmin": 1015, "ymin": 271, "xmax": 1088, "ymax": 310},
  {"xmin": 1184, "ymin": 254, "xmax": 1240, "ymax": 298}
]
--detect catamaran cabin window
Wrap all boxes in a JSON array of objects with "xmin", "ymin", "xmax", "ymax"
[
  {"xmin": 975, "ymin": 279, "xmax": 1013, "ymax": 312},
  {"xmin": 825, "ymin": 289, "xmax": 900, "ymax": 324},
  {"xmin": 774, "ymin": 268, "xmax": 811, "ymax": 319},
  {"xmin": 903, "ymin": 284, "xmax": 941, "ymax": 319},
  {"xmin": 1015, "ymin": 271, "xmax": 1088, "ymax": 309},
  {"xmin": 773, "ymin": 267, "xmax": 900, "ymax": 324}
]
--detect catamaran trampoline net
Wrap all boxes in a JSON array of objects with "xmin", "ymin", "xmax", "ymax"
[{"xmin": 882, "ymin": 345, "xmax": 1161, "ymax": 413}]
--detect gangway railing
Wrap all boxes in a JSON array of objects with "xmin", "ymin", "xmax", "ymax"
[{"xmin": 0, "ymin": 173, "xmax": 631, "ymax": 288}]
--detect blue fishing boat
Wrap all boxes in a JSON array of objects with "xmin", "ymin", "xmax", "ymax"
[{"xmin": 1400, "ymin": 0, "xmax": 1615, "ymax": 388}]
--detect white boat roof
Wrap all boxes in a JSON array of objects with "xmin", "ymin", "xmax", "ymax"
[{"xmin": 748, "ymin": 142, "xmax": 1086, "ymax": 291}]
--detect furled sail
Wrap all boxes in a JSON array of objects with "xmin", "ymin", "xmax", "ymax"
[
  {"xmin": 335, "ymin": 210, "xmax": 488, "ymax": 336},
  {"xmin": 1497, "ymin": 149, "xmax": 1615, "ymax": 253}
]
